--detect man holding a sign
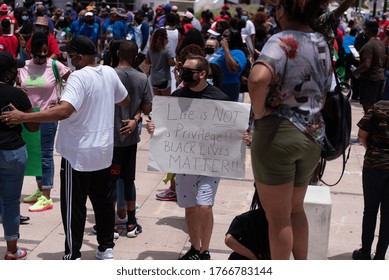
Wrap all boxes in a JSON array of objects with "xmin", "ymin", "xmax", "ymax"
[{"xmin": 147, "ymin": 55, "xmax": 250, "ymax": 260}]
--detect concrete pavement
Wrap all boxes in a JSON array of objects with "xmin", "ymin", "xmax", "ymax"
[{"xmin": 0, "ymin": 99, "xmax": 387, "ymax": 260}]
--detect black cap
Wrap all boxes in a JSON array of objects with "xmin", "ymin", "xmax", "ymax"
[
  {"xmin": 134, "ymin": 10, "xmax": 145, "ymax": 17},
  {"xmin": 60, "ymin": 35, "xmax": 96, "ymax": 55},
  {"xmin": 0, "ymin": 51, "xmax": 25, "ymax": 73}
]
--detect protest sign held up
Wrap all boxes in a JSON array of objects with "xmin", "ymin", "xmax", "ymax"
[{"xmin": 148, "ymin": 96, "xmax": 251, "ymax": 179}]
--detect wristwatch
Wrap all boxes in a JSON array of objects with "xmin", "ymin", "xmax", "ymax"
[{"xmin": 133, "ymin": 117, "xmax": 140, "ymax": 124}]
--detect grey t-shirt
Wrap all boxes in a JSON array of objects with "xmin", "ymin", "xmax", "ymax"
[
  {"xmin": 147, "ymin": 48, "xmax": 174, "ymax": 86},
  {"xmin": 114, "ymin": 67, "xmax": 152, "ymax": 147}
]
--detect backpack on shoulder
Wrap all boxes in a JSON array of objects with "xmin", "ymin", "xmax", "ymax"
[{"xmin": 319, "ymin": 63, "xmax": 352, "ymax": 186}]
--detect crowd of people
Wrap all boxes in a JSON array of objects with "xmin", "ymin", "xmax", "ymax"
[{"xmin": 0, "ymin": 0, "xmax": 388, "ymax": 261}]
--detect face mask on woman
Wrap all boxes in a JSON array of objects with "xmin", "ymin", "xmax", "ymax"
[
  {"xmin": 35, "ymin": 26, "xmax": 48, "ymax": 34},
  {"xmin": 21, "ymin": 15, "xmax": 29, "ymax": 21},
  {"xmin": 34, "ymin": 54, "xmax": 47, "ymax": 65},
  {"xmin": 205, "ymin": 47, "xmax": 215, "ymax": 55}
]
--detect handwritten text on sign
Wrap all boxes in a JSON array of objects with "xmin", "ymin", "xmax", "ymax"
[{"xmin": 148, "ymin": 96, "xmax": 250, "ymax": 179}]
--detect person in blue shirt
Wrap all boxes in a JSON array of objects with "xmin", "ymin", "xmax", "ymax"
[
  {"xmin": 79, "ymin": 12, "xmax": 100, "ymax": 46},
  {"xmin": 208, "ymin": 28, "xmax": 247, "ymax": 101},
  {"xmin": 64, "ymin": 1, "xmax": 77, "ymax": 24},
  {"xmin": 66, "ymin": 10, "xmax": 86, "ymax": 41},
  {"xmin": 111, "ymin": 8, "xmax": 127, "ymax": 39},
  {"xmin": 343, "ymin": 27, "xmax": 358, "ymax": 82}
]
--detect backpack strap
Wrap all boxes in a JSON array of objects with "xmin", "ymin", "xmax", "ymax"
[{"xmin": 319, "ymin": 56, "xmax": 351, "ymax": 186}]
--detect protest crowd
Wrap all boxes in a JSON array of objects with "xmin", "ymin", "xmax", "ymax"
[{"xmin": 0, "ymin": 0, "xmax": 388, "ymax": 261}]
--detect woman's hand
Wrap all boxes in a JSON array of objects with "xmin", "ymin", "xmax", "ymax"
[{"xmin": 0, "ymin": 104, "xmax": 25, "ymax": 125}]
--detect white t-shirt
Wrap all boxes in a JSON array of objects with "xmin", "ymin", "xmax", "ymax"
[
  {"xmin": 241, "ymin": 20, "xmax": 256, "ymax": 37},
  {"xmin": 166, "ymin": 27, "xmax": 179, "ymax": 56},
  {"xmin": 56, "ymin": 65, "xmax": 128, "ymax": 171}
]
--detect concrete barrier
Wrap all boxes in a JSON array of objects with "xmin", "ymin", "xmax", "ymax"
[{"xmin": 304, "ymin": 185, "xmax": 332, "ymax": 260}]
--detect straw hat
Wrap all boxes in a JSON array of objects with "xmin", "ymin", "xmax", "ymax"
[{"xmin": 35, "ymin": 16, "xmax": 49, "ymax": 26}]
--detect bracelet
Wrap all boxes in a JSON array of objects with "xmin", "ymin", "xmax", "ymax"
[
  {"xmin": 133, "ymin": 117, "xmax": 140, "ymax": 124},
  {"xmin": 253, "ymin": 108, "xmax": 268, "ymax": 119}
]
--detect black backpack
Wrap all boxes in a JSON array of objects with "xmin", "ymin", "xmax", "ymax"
[{"xmin": 319, "ymin": 68, "xmax": 352, "ymax": 186}]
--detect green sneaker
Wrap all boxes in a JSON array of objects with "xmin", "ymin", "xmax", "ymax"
[
  {"xmin": 23, "ymin": 189, "xmax": 43, "ymax": 203},
  {"xmin": 28, "ymin": 196, "xmax": 53, "ymax": 212}
]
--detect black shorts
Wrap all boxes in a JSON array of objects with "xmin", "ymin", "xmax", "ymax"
[
  {"xmin": 110, "ymin": 144, "xmax": 137, "ymax": 181},
  {"xmin": 359, "ymin": 80, "xmax": 384, "ymax": 104}
]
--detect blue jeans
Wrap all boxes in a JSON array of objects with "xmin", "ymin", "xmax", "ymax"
[
  {"xmin": 0, "ymin": 145, "xmax": 27, "ymax": 241},
  {"xmin": 36, "ymin": 122, "xmax": 57, "ymax": 189}
]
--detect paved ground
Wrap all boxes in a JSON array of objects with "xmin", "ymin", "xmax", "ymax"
[{"xmin": 0, "ymin": 98, "xmax": 387, "ymax": 260}]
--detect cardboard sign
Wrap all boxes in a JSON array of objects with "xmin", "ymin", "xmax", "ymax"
[{"xmin": 148, "ymin": 96, "xmax": 250, "ymax": 179}]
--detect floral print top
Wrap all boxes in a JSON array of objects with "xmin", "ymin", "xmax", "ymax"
[{"xmin": 255, "ymin": 30, "xmax": 332, "ymax": 144}]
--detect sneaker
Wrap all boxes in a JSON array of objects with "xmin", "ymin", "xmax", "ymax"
[
  {"xmin": 352, "ymin": 248, "xmax": 371, "ymax": 260},
  {"xmin": 23, "ymin": 189, "xmax": 43, "ymax": 203},
  {"xmin": 95, "ymin": 248, "xmax": 114, "ymax": 260},
  {"xmin": 28, "ymin": 196, "xmax": 53, "ymax": 212},
  {"xmin": 200, "ymin": 250, "xmax": 211, "ymax": 260},
  {"xmin": 92, "ymin": 225, "xmax": 119, "ymax": 239},
  {"xmin": 115, "ymin": 214, "xmax": 127, "ymax": 227},
  {"xmin": 4, "ymin": 247, "xmax": 27, "ymax": 260},
  {"xmin": 20, "ymin": 215, "xmax": 30, "ymax": 224},
  {"xmin": 156, "ymin": 188, "xmax": 177, "ymax": 201},
  {"xmin": 179, "ymin": 246, "xmax": 201, "ymax": 260},
  {"xmin": 62, "ymin": 254, "xmax": 81, "ymax": 260},
  {"xmin": 127, "ymin": 222, "xmax": 142, "ymax": 238}
]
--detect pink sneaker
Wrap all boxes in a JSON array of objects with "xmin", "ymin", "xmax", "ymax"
[{"xmin": 4, "ymin": 247, "xmax": 27, "ymax": 260}]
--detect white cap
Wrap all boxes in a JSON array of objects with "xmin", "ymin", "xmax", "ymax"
[
  {"xmin": 85, "ymin": 11, "xmax": 93, "ymax": 17},
  {"xmin": 207, "ymin": 29, "xmax": 220, "ymax": 36},
  {"xmin": 184, "ymin": 11, "xmax": 193, "ymax": 19}
]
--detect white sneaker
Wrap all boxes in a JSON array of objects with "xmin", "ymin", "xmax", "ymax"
[
  {"xmin": 95, "ymin": 248, "xmax": 114, "ymax": 260},
  {"xmin": 115, "ymin": 213, "xmax": 128, "ymax": 226}
]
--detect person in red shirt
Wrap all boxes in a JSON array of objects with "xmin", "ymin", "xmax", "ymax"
[
  {"xmin": 25, "ymin": 17, "xmax": 60, "ymax": 60},
  {"xmin": 0, "ymin": 4, "xmax": 18, "ymax": 35},
  {"xmin": 0, "ymin": 19, "xmax": 19, "ymax": 57},
  {"xmin": 378, "ymin": 13, "xmax": 389, "ymax": 41}
]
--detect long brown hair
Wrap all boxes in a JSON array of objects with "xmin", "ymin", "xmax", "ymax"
[{"xmin": 149, "ymin": 28, "xmax": 167, "ymax": 52}]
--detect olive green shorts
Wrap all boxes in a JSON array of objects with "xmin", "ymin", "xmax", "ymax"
[{"xmin": 251, "ymin": 116, "xmax": 321, "ymax": 186}]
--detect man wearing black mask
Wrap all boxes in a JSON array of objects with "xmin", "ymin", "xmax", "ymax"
[{"xmin": 147, "ymin": 55, "xmax": 229, "ymax": 260}]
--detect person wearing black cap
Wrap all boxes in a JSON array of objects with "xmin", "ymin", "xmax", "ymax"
[
  {"xmin": 1, "ymin": 36, "xmax": 130, "ymax": 260},
  {"xmin": 0, "ymin": 51, "xmax": 39, "ymax": 260}
]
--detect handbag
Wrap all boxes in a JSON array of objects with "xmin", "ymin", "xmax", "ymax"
[
  {"xmin": 52, "ymin": 59, "xmax": 64, "ymax": 99},
  {"xmin": 319, "ymin": 60, "xmax": 352, "ymax": 186}
]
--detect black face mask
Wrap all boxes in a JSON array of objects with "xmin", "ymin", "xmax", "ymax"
[
  {"xmin": 205, "ymin": 47, "xmax": 215, "ymax": 55},
  {"xmin": 35, "ymin": 26, "xmax": 48, "ymax": 34},
  {"xmin": 85, "ymin": 19, "xmax": 94, "ymax": 25},
  {"xmin": 181, "ymin": 68, "xmax": 201, "ymax": 87},
  {"xmin": 4, "ymin": 71, "xmax": 17, "ymax": 86}
]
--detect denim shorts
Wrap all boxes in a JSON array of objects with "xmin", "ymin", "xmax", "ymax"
[{"xmin": 175, "ymin": 174, "xmax": 220, "ymax": 208}]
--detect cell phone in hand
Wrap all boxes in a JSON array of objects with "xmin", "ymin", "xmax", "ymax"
[
  {"xmin": 1, "ymin": 104, "xmax": 16, "ymax": 128},
  {"xmin": 1, "ymin": 104, "xmax": 13, "ymax": 112}
]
